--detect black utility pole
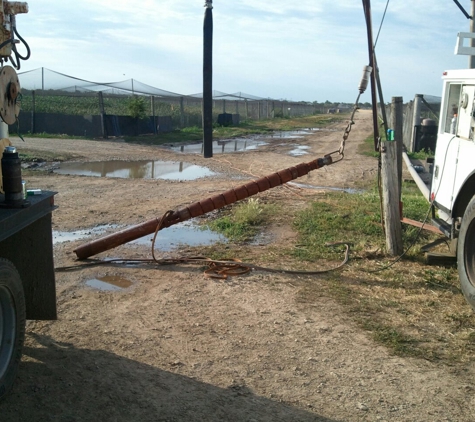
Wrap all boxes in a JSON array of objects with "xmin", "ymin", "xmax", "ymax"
[{"xmin": 203, "ymin": 0, "xmax": 213, "ymax": 158}]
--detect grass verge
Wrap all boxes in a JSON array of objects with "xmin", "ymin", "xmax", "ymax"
[{"xmin": 202, "ymin": 181, "xmax": 474, "ymax": 364}]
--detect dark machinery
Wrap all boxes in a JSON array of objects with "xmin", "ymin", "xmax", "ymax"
[{"xmin": 0, "ymin": 1, "xmax": 57, "ymax": 400}]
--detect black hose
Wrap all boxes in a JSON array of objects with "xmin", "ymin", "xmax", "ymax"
[{"xmin": 12, "ymin": 26, "xmax": 30, "ymax": 61}]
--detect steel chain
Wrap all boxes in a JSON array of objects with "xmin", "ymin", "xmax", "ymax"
[{"xmin": 338, "ymin": 92, "xmax": 362, "ymax": 156}]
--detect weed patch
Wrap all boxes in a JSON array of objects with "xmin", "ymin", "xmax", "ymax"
[{"xmin": 206, "ymin": 198, "xmax": 275, "ymax": 242}]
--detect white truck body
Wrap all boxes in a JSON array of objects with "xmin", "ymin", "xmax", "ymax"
[
  {"xmin": 432, "ymin": 69, "xmax": 475, "ymax": 221},
  {"xmin": 430, "ymin": 69, "xmax": 475, "ymax": 310}
]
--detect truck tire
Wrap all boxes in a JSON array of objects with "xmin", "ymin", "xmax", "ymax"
[
  {"xmin": 458, "ymin": 197, "xmax": 475, "ymax": 311},
  {"xmin": 0, "ymin": 259, "xmax": 25, "ymax": 400}
]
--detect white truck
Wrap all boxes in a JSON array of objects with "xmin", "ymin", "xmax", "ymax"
[{"xmin": 430, "ymin": 66, "xmax": 475, "ymax": 311}]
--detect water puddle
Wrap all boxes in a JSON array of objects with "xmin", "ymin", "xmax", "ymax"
[
  {"xmin": 86, "ymin": 275, "xmax": 133, "ymax": 291},
  {"xmin": 54, "ymin": 220, "xmax": 225, "ymax": 251},
  {"xmin": 172, "ymin": 128, "xmax": 320, "ymax": 154},
  {"xmin": 131, "ymin": 220, "xmax": 226, "ymax": 251},
  {"xmin": 289, "ymin": 145, "xmax": 311, "ymax": 157},
  {"xmin": 288, "ymin": 182, "xmax": 362, "ymax": 194},
  {"xmin": 53, "ymin": 224, "xmax": 118, "ymax": 245},
  {"xmin": 172, "ymin": 139, "xmax": 269, "ymax": 154},
  {"xmin": 54, "ymin": 160, "xmax": 216, "ymax": 181}
]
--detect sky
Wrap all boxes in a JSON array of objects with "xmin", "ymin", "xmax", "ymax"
[{"xmin": 10, "ymin": 0, "xmax": 475, "ymax": 103}]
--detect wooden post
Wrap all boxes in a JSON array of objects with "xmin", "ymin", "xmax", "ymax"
[
  {"xmin": 98, "ymin": 91, "xmax": 107, "ymax": 139},
  {"xmin": 391, "ymin": 96, "xmax": 404, "ymax": 201},
  {"xmin": 245, "ymin": 99, "xmax": 249, "ymax": 119},
  {"xmin": 381, "ymin": 139, "xmax": 403, "ymax": 256}
]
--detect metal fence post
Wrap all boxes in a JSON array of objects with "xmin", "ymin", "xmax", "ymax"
[
  {"xmin": 98, "ymin": 91, "xmax": 107, "ymax": 139},
  {"xmin": 410, "ymin": 94, "xmax": 422, "ymax": 152},
  {"xmin": 31, "ymin": 90, "xmax": 35, "ymax": 134},
  {"xmin": 391, "ymin": 96, "xmax": 404, "ymax": 201},
  {"xmin": 151, "ymin": 96, "xmax": 157, "ymax": 134},
  {"xmin": 180, "ymin": 97, "xmax": 185, "ymax": 129}
]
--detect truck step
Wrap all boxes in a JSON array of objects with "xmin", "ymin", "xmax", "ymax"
[
  {"xmin": 431, "ymin": 218, "xmax": 452, "ymax": 238},
  {"xmin": 425, "ymin": 252, "xmax": 457, "ymax": 266}
]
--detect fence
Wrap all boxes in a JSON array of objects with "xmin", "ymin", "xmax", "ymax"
[{"xmin": 12, "ymin": 68, "xmax": 320, "ymax": 138}]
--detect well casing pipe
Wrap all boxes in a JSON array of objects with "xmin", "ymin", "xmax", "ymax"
[{"xmin": 74, "ymin": 155, "xmax": 333, "ymax": 259}]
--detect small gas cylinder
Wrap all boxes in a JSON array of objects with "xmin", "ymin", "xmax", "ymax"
[{"xmin": 1, "ymin": 145, "xmax": 23, "ymax": 205}]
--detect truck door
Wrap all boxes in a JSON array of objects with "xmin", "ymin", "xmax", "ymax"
[
  {"xmin": 432, "ymin": 82, "xmax": 464, "ymax": 214},
  {"xmin": 452, "ymin": 84, "xmax": 475, "ymax": 209}
]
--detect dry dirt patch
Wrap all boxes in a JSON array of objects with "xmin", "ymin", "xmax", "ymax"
[{"xmin": 1, "ymin": 110, "xmax": 475, "ymax": 421}]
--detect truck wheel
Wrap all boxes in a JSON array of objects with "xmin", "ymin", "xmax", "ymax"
[
  {"xmin": 458, "ymin": 197, "xmax": 475, "ymax": 311},
  {"xmin": 0, "ymin": 259, "xmax": 25, "ymax": 400}
]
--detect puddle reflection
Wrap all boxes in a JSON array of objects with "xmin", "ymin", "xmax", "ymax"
[
  {"xmin": 172, "ymin": 128, "xmax": 320, "ymax": 154},
  {"xmin": 289, "ymin": 145, "xmax": 311, "ymax": 157},
  {"xmin": 131, "ymin": 220, "xmax": 226, "ymax": 251},
  {"xmin": 55, "ymin": 160, "xmax": 216, "ymax": 181},
  {"xmin": 86, "ymin": 275, "xmax": 133, "ymax": 291},
  {"xmin": 54, "ymin": 221, "xmax": 225, "ymax": 251},
  {"xmin": 53, "ymin": 224, "xmax": 118, "ymax": 245}
]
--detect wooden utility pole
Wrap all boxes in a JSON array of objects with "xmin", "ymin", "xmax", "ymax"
[{"xmin": 381, "ymin": 97, "xmax": 403, "ymax": 256}]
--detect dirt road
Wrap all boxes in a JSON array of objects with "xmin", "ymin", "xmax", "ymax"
[{"xmin": 1, "ymin": 110, "xmax": 474, "ymax": 421}]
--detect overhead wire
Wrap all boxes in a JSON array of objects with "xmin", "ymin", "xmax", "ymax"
[{"xmin": 374, "ymin": 0, "xmax": 390, "ymax": 48}]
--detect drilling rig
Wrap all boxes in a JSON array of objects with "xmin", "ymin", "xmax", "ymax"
[{"xmin": 0, "ymin": 1, "xmax": 58, "ymax": 400}]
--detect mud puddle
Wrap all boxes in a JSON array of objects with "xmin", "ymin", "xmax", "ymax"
[
  {"xmin": 131, "ymin": 220, "xmax": 226, "ymax": 251},
  {"xmin": 289, "ymin": 145, "xmax": 311, "ymax": 156},
  {"xmin": 54, "ymin": 160, "xmax": 216, "ymax": 181},
  {"xmin": 53, "ymin": 224, "xmax": 118, "ymax": 245},
  {"xmin": 171, "ymin": 128, "xmax": 320, "ymax": 154},
  {"xmin": 85, "ymin": 275, "xmax": 133, "ymax": 291},
  {"xmin": 54, "ymin": 221, "xmax": 225, "ymax": 251}
]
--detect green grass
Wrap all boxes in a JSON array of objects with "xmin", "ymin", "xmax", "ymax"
[
  {"xmin": 206, "ymin": 198, "xmax": 275, "ymax": 241},
  {"xmin": 291, "ymin": 182, "xmax": 431, "ymax": 262},
  {"xmin": 23, "ymin": 132, "xmax": 87, "ymax": 140},
  {"xmin": 19, "ymin": 148, "xmax": 81, "ymax": 162},
  {"xmin": 287, "ymin": 183, "xmax": 475, "ymax": 362},
  {"xmin": 358, "ymin": 134, "xmax": 379, "ymax": 157}
]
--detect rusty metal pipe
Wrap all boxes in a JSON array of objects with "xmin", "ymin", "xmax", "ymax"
[{"xmin": 74, "ymin": 155, "xmax": 334, "ymax": 260}]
